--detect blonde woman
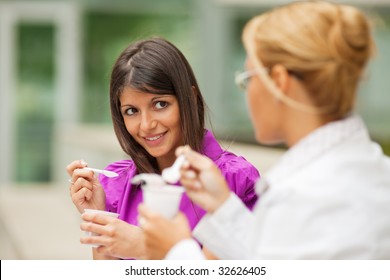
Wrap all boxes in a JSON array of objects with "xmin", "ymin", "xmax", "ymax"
[{"xmin": 139, "ymin": 1, "xmax": 390, "ymax": 259}]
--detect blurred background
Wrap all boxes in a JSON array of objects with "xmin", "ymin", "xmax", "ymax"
[{"xmin": 0, "ymin": 0, "xmax": 389, "ymax": 259}]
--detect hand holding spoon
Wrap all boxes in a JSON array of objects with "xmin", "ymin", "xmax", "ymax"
[
  {"xmin": 161, "ymin": 154, "xmax": 186, "ymax": 184},
  {"xmin": 84, "ymin": 167, "xmax": 118, "ymax": 178}
]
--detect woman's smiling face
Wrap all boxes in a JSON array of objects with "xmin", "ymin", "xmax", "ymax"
[{"xmin": 120, "ymin": 87, "xmax": 183, "ymax": 165}]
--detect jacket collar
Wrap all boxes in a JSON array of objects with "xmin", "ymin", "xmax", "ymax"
[{"xmin": 261, "ymin": 114, "xmax": 370, "ymax": 190}]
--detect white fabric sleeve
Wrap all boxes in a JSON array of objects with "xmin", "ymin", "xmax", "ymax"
[
  {"xmin": 193, "ymin": 193, "xmax": 254, "ymax": 259},
  {"xmin": 164, "ymin": 239, "xmax": 206, "ymax": 260}
]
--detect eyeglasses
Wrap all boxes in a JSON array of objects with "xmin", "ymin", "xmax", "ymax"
[
  {"xmin": 235, "ymin": 65, "xmax": 332, "ymax": 114},
  {"xmin": 235, "ymin": 68, "xmax": 269, "ymax": 91},
  {"xmin": 235, "ymin": 67, "xmax": 304, "ymax": 91}
]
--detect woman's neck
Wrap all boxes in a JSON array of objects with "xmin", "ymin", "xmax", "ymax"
[{"xmin": 284, "ymin": 112, "xmax": 330, "ymax": 147}]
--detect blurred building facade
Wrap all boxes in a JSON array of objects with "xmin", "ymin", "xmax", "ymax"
[{"xmin": 0, "ymin": 0, "xmax": 390, "ymax": 186}]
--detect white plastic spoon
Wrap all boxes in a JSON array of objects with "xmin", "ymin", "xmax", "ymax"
[
  {"xmin": 162, "ymin": 154, "xmax": 186, "ymax": 184},
  {"xmin": 84, "ymin": 167, "xmax": 118, "ymax": 178}
]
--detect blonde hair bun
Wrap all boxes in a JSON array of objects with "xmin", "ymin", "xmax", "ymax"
[{"xmin": 243, "ymin": 1, "xmax": 376, "ymax": 119}]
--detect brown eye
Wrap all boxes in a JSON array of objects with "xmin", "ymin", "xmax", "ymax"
[
  {"xmin": 124, "ymin": 107, "xmax": 137, "ymax": 116},
  {"xmin": 155, "ymin": 101, "xmax": 168, "ymax": 109}
]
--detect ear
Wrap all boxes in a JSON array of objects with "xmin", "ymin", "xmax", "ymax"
[{"xmin": 270, "ymin": 64, "xmax": 291, "ymax": 93}]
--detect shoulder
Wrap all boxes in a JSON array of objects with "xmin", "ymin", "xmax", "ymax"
[
  {"xmin": 215, "ymin": 151, "xmax": 260, "ymax": 181},
  {"xmin": 202, "ymin": 130, "xmax": 259, "ymax": 176},
  {"xmin": 202, "ymin": 130, "xmax": 260, "ymax": 202}
]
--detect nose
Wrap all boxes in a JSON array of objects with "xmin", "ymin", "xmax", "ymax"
[{"xmin": 140, "ymin": 111, "xmax": 157, "ymax": 131}]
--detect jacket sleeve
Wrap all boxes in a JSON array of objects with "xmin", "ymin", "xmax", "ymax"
[
  {"xmin": 193, "ymin": 193, "xmax": 254, "ymax": 259},
  {"xmin": 99, "ymin": 160, "xmax": 134, "ymax": 213},
  {"xmin": 164, "ymin": 239, "xmax": 206, "ymax": 260},
  {"xmin": 220, "ymin": 156, "xmax": 260, "ymax": 210}
]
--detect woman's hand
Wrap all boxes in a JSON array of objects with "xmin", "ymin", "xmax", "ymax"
[
  {"xmin": 80, "ymin": 212, "xmax": 146, "ymax": 260},
  {"xmin": 177, "ymin": 146, "xmax": 231, "ymax": 213},
  {"xmin": 138, "ymin": 204, "xmax": 192, "ymax": 259},
  {"xmin": 66, "ymin": 160, "xmax": 106, "ymax": 213}
]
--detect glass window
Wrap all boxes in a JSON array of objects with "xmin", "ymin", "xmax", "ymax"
[{"xmin": 16, "ymin": 24, "xmax": 55, "ymax": 182}]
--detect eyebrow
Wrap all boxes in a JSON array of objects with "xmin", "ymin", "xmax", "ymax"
[{"xmin": 120, "ymin": 95, "xmax": 173, "ymax": 108}]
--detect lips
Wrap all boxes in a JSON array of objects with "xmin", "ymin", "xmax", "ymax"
[
  {"xmin": 142, "ymin": 132, "xmax": 167, "ymax": 145},
  {"xmin": 144, "ymin": 133, "xmax": 163, "ymax": 141}
]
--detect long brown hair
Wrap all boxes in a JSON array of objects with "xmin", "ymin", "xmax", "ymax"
[{"xmin": 110, "ymin": 37, "xmax": 206, "ymax": 173}]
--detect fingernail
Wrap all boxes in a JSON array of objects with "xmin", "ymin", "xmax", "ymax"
[{"xmin": 80, "ymin": 159, "xmax": 88, "ymax": 166}]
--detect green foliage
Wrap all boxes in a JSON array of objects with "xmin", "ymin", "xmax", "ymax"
[{"xmin": 378, "ymin": 140, "xmax": 390, "ymax": 156}]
